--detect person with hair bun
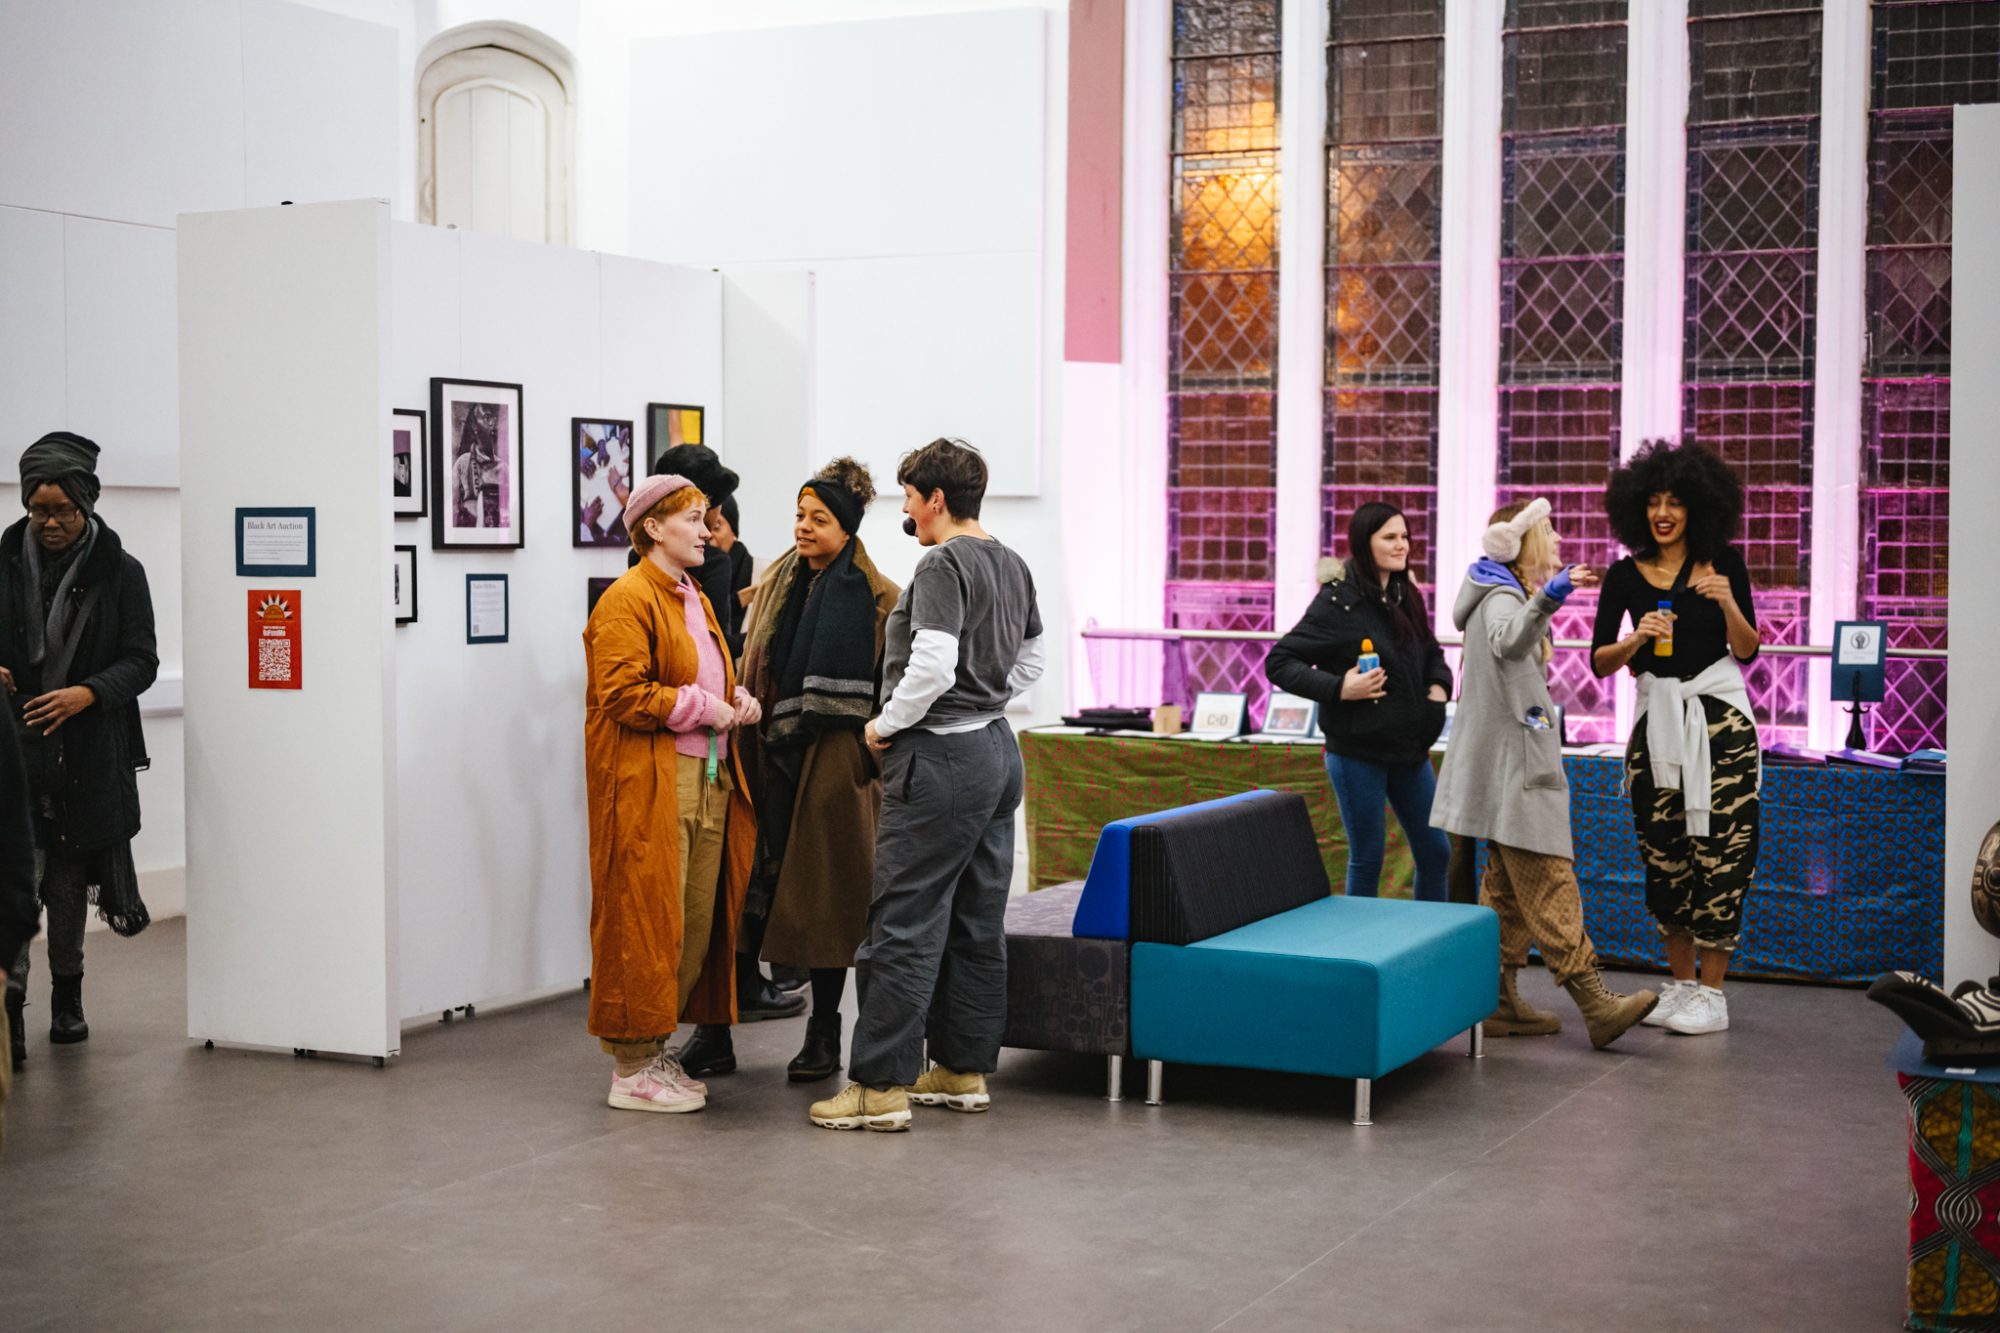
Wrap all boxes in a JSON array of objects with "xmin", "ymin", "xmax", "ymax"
[
  {"xmin": 1432, "ymin": 499, "xmax": 1656, "ymax": 1049},
  {"xmin": 1592, "ymin": 440, "xmax": 1763, "ymax": 1037},
  {"xmin": 583, "ymin": 474, "xmax": 761, "ymax": 1114},
  {"xmin": 1266, "ymin": 501, "xmax": 1453, "ymax": 900},
  {"xmin": 670, "ymin": 457, "xmax": 901, "ymax": 1085}
]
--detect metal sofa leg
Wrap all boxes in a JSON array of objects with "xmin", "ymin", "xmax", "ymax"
[
  {"xmin": 1145, "ymin": 1059, "xmax": 1164, "ymax": 1106},
  {"xmin": 1353, "ymin": 1077, "xmax": 1373, "ymax": 1127},
  {"xmin": 1106, "ymin": 1053, "xmax": 1125, "ymax": 1102},
  {"xmin": 1471, "ymin": 1023, "xmax": 1486, "ymax": 1059}
]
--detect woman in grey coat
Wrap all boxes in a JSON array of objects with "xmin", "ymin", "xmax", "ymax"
[{"xmin": 1431, "ymin": 498, "xmax": 1655, "ymax": 1050}]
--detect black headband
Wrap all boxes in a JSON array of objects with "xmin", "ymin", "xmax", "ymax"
[{"xmin": 801, "ymin": 481, "xmax": 865, "ymax": 536}]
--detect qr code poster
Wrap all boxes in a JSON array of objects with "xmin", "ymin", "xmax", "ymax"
[{"xmin": 247, "ymin": 589, "xmax": 302, "ymax": 691}]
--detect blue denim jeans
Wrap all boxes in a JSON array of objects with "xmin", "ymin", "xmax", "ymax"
[{"xmin": 1322, "ymin": 752, "xmax": 1452, "ymax": 902}]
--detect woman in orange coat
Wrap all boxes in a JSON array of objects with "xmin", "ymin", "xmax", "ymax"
[{"xmin": 583, "ymin": 473, "xmax": 760, "ymax": 1113}]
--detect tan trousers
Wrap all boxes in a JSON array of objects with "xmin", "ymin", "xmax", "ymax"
[
  {"xmin": 1481, "ymin": 842, "xmax": 1598, "ymax": 986},
  {"xmin": 601, "ymin": 751, "xmax": 734, "ymax": 1066}
]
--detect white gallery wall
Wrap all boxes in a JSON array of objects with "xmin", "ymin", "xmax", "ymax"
[
  {"xmin": 182, "ymin": 201, "xmax": 747, "ymax": 1050},
  {"xmin": 389, "ymin": 224, "xmax": 724, "ymax": 1022},
  {"xmin": 0, "ymin": 0, "xmax": 400, "ymax": 901},
  {"xmin": 1945, "ymin": 103, "xmax": 2000, "ymax": 988}
]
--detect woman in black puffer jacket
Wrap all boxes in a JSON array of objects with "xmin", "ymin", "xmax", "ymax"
[{"xmin": 1266, "ymin": 502, "xmax": 1452, "ymax": 900}]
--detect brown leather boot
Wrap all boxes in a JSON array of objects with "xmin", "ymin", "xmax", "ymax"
[
  {"xmin": 1561, "ymin": 971, "xmax": 1658, "ymax": 1049},
  {"xmin": 1484, "ymin": 966, "xmax": 1562, "ymax": 1037}
]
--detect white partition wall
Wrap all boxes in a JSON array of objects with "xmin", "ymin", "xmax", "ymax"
[
  {"xmin": 1945, "ymin": 104, "xmax": 2000, "ymax": 987},
  {"xmin": 180, "ymin": 200, "xmax": 398, "ymax": 1059},
  {"xmin": 181, "ymin": 202, "xmax": 739, "ymax": 1054}
]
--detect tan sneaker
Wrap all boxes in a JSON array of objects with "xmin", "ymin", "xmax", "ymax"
[
  {"xmin": 808, "ymin": 1082, "xmax": 912, "ymax": 1132},
  {"xmin": 907, "ymin": 1064, "xmax": 991, "ymax": 1113}
]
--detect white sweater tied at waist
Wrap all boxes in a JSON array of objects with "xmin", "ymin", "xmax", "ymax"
[{"xmin": 1630, "ymin": 656, "xmax": 1760, "ymax": 838}]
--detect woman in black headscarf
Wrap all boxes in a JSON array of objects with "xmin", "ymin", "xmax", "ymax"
[
  {"xmin": 670, "ymin": 458, "xmax": 900, "ymax": 1083},
  {"xmin": 1, "ymin": 432, "xmax": 157, "ymax": 1071}
]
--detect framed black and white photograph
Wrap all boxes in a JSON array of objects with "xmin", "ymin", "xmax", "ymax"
[
  {"xmin": 393, "ymin": 546, "xmax": 418, "ymax": 625},
  {"xmin": 391, "ymin": 408, "xmax": 427, "ymax": 518},
  {"xmin": 466, "ymin": 573, "xmax": 509, "ymax": 644},
  {"xmin": 587, "ymin": 575, "xmax": 617, "ymax": 619},
  {"xmin": 573, "ymin": 417, "xmax": 635, "ymax": 547},
  {"xmin": 431, "ymin": 378, "xmax": 524, "ymax": 550},
  {"xmin": 1258, "ymin": 691, "xmax": 1318, "ymax": 738},
  {"xmin": 646, "ymin": 402, "xmax": 705, "ymax": 471}
]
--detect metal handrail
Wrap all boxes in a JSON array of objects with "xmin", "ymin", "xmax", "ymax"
[{"xmin": 1081, "ymin": 625, "xmax": 1949, "ymax": 660}]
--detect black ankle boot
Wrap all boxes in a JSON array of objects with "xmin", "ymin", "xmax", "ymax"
[
  {"xmin": 787, "ymin": 1013, "xmax": 843, "ymax": 1083},
  {"xmin": 5, "ymin": 987, "xmax": 24, "ymax": 1071},
  {"xmin": 736, "ymin": 967, "xmax": 808, "ymax": 1022},
  {"xmin": 49, "ymin": 974, "xmax": 88, "ymax": 1045},
  {"xmin": 672, "ymin": 1024, "xmax": 735, "ymax": 1078}
]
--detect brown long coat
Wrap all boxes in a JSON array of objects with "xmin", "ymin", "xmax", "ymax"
[
  {"xmin": 583, "ymin": 558, "xmax": 756, "ymax": 1040},
  {"xmin": 738, "ymin": 542, "xmax": 899, "ymax": 969}
]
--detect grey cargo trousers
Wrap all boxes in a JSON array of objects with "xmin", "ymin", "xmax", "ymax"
[{"xmin": 847, "ymin": 720, "xmax": 1023, "ymax": 1090}]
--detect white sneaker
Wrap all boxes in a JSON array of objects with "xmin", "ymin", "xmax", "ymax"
[
  {"xmin": 1641, "ymin": 980, "xmax": 1696, "ymax": 1027},
  {"xmin": 1665, "ymin": 986, "xmax": 1729, "ymax": 1035}
]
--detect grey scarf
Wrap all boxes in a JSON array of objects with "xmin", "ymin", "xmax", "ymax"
[{"xmin": 21, "ymin": 517, "xmax": 98, "ymax": 676}]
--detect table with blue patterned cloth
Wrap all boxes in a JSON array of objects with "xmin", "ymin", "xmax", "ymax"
[{"xmin": 1023, "ymin": 730, "xmax": 1945, "ymax": 985}]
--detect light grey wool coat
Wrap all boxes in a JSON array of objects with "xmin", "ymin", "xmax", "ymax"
[{"xmin": 1430, "ymin": 561, "xmax": 1575, "ymax": 860}]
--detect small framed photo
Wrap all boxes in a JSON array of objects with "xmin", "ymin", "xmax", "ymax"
[
  {"xmin": 1259, "ymin": 691, "xmax": 1318, "ymax": 738},
  {"xmin": 1188, "ymin": 691, "xmax": 1249, "ymax": 739},
  {"xmin": 391, "ymin": 408, "xmax": 427, "ymax": 518},
  {"xmin": 573, "ymin": 417, "xmax": 635, "ymax": 547},
  {"xmin": 431, "ymin": 378, "xmax": 525, "ymax": 550},
  {"xmin": 393, "ymin": 546, "xmax": 418, "ymax": 625},
  {"xmin": 587, "ymin": 575, "xmax": 617, "ymax": 619},
  {"xmin": 646, "ymin": 403, "xmax": 705, "ymax": 471},
  {"xmin": 466, "ymin": 573, "xmax": 509, "ymax": 644}
]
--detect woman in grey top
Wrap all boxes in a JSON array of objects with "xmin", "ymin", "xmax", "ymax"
[{"xmin": 1431, "ymin": 498, "xmax": 1655, "ymax": 1050}]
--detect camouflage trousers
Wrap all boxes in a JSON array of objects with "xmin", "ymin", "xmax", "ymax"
[{"xmin": 1626, "ymin": 695, "xmax": 1761, "ymax": 953}]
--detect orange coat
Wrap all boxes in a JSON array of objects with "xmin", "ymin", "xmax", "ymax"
[{"xmin": 583, "ymin": 558, "xmax": 756, "ymax": 1040}]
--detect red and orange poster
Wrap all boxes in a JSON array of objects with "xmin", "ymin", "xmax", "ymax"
[{"xmin": 247, "ymin": 589, "xmax": 302, "ymax": 690}]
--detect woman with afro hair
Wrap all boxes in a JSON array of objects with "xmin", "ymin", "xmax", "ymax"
[{"xmin": 1591, "ymin": 440, "xmax": 1763, "ymax": 1037}]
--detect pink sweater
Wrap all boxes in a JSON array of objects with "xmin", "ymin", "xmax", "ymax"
[{"xmin": 662, "ymin": 573, "xmax": 731, "ymax": 762}]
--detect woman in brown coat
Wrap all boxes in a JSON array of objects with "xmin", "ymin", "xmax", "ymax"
[
  {"xmin": 583, "ymin": 473, "xmax": 760, "ymax": 1113},
  {"xmin": 671, "ymin": 458, "xmax": 899, "ymax": 1084}
]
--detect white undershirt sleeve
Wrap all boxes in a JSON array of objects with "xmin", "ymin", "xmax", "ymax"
[
  {"xmin": 875, "ymin": 629, "xmax": 959, "ymax": 738},
  {"xmin": 1006, "ymin": 634, "xmax": 1045, "ymax": 699}
]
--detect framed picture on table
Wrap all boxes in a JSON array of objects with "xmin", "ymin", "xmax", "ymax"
[
  {"xmin": 572, "ymin": 417, "xmax": 635, "ymax": 547},
  {"xmin": 1185, "ymin": 691, "xmax": 1249, "ymax": 739},
  {"xmin": 391, "ymin": 408, "xmax": 427, "ymax": 518},
  {"xmin": 646, "ymin": 403, "xmax": 705, "ymax": 471},
  {"xmin": 431, "ymin": 378, "xmax": 524, "ymax": 550},
  {"xmin": 1259, "ymin": 691, "xmax": 1318, "ymax": 738}
]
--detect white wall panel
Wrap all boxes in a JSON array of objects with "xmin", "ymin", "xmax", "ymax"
[
  {"xmin": 0, "ymin": 206, "xmax": 68, "ymax": 452},
  {"xmin": 627, "ymin": 10, "xmax": 1045, "ymax": 264},
  {"xmin": 64, "ymin": 218, "xmax": 180, "ymax": 489},
  {"xmin": 0, "ymin": 0, "xmax": 246, "ymax": 226},
  {"xmin": 242, "ymin": 0, "xmax": 400, "ymax": 210},
  {"xmin": 721, "ymin": 268, "xmax": 816, "ymax": 552},
  {"xmin": 804, "ymin": 252, "xmax": 1040, "ymax": 497},
  {"xmin": 599, "ymin": 253, "xmax": 726, "ymax": 456}
]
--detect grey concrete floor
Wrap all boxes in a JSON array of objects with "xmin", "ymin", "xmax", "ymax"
[{"xmin": 0, "ymin": 918, "xmax": 1911, "ymax": 1332}]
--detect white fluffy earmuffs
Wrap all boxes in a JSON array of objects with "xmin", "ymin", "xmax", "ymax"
[{"xmin": 1481, "ymin": 497, "xmax": 1552, "ymax": 562}]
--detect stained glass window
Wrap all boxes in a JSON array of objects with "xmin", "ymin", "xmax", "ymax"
[
  {"xmin": 1324, "ymin": 0, "xmax": 1445, "ymax": 596},
  {"xmin": 1499, "ymin": 0, "xmax": 1626, "ymax": 742},
  {"xmin": 1860, "ymin": 0, "xmax": 1998, "ymax": 750},
  {"xmin": 1169, "ymin": 1, "xmax": 1283, "ymax": 713}
]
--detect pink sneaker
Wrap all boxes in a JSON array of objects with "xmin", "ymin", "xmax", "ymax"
[
  {"xmin": 608, "ymin": 1064, "xmax": 705, "ymax": 1114},
  {"xmin": 656, "ymin": 1053, "xmax": 707, "ymax": 1097}
]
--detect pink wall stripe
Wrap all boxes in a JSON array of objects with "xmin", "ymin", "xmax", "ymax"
[{"xmin": 1065, "ymin": 0, "xmax": 1124, "ymax": 364}]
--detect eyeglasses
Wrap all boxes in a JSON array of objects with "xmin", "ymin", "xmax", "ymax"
[{"xmin": 27, "ymin": 504, "xmax": 82, "ymax": 524}]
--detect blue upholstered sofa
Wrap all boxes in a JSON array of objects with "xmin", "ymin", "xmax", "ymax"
[{"xmin": 1000, "ymin": 789, "xmax": 1498, "ymax": 1124}]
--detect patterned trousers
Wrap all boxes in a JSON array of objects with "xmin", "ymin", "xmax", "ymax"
[
  {"xmin": 1481, "ymin": 843, "xmax": 1598, "ymax": 986},
  {"xmin": 1627, "ymin": 695, "xmax": 1761, "ymax": 953}
]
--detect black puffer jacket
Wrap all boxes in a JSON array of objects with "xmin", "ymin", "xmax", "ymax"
[
  {"xmin": 0, "ymin": 517, "xmax": 157, "ymax": 853},
  {"xmin": 1265, "ymin": 561, "xmax": 1453, "ymax": 767}
]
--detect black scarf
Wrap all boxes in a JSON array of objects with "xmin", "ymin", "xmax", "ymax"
[{"xmin": 763, "ymin": 539, "xmax": 879, "ymax": 748}]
